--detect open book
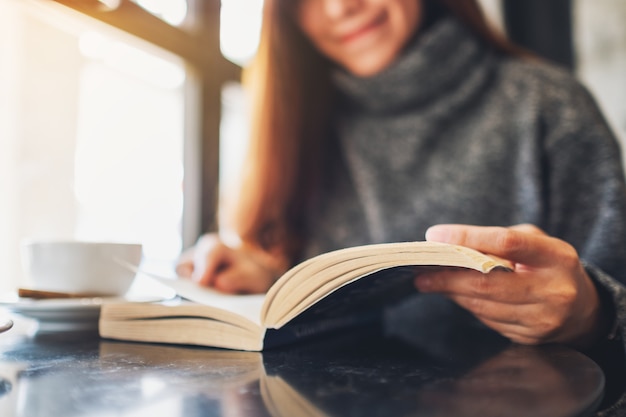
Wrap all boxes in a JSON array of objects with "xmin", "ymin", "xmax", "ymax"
[{"xmin": 99, "ymin": 241, "xmax": 511, "ymax": 351}]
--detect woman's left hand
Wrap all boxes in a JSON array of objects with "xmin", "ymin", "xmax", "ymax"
[{"xmin": 414, "ymin": 224, "xmax": 609, "ymax": 349}]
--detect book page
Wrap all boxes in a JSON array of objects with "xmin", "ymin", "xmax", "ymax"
[
  {"xmin": 140, "ymin": 274, "xmax": 265, "ymax": 326},
  {"xmin": 263, "ymin": 241, "xmax": 511, "ymax": 326},
  {"xmin": 267, "ymin": 266, "xmax": 418, "ymax": 329}
]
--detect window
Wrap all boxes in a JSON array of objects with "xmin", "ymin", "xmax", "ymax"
[
  {"xmin": 0, "ymin": 0, "xmax": 239, "ymax": 292},
  {"xmin": 574, "ymin": 0, "xmax": 626, "ymax": 161}
]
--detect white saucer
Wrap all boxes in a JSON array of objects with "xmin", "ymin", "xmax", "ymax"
[{"xmin": 0, "ymin": 292, "xmax": 173, "ymax": 333}]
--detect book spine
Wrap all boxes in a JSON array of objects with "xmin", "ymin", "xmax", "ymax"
[{"xmin": 262, "ymin": 311, "xmax": 381, "ymax": 349}]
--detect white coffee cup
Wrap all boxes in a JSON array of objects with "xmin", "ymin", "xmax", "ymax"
[{"xmin": 20, "ymin": 240, "xmax": 143, "ymax": 296}]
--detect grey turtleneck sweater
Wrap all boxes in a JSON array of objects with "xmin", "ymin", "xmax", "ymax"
[{"xmin": 302, "ymin": 17, "xmax": 626, "ymax": 415}]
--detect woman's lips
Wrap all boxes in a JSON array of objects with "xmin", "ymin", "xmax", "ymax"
[{"xmin": 338, "ymin": 12, "xmax": 388, "ymax": 44}]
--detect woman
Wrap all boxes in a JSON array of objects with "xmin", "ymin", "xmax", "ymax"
[{"xmin": 178, "ymin": 0, "xmax": 626, "ymax": 355}]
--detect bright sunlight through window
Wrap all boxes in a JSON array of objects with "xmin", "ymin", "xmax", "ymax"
[
  {"xmin": 220, "ymin": 0, "xmax": 264, "ymax": 65},
  {"xmin": 131, "ymin": 0, "xmax": 188, "ymax": 26}
]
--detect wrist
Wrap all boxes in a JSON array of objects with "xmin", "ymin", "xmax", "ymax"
[{"xmin": 571, "ymin": 265, "xmax": 617, "ymax": 350}]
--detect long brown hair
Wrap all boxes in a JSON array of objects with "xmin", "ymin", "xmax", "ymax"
[{"xmin": 232, "ymin": 0, "xmax": 522, "ymax": 262}]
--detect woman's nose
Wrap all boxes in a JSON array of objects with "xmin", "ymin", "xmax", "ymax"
[{"xmin": 322, "ymin": 0, "xmax": 362, "ymax": 19}]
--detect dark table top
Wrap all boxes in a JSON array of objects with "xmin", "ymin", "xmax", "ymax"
[{"xmin": 0, "ymin": 317, "xmax": 607, "ymax": 417}]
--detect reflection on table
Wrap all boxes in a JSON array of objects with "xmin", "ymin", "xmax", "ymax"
[{"xmin": 0, "ymin": 318, "xmax": 604, "ymax": 417}]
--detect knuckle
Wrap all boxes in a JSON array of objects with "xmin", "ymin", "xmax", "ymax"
[
  {"xmin": 496, "ymin": 229, "xmax": 526, "ymax": 254},
  {"xmin": 455, "ymin": 228, "xmax": 471, "ymax": 246},
  {"xmin": 535, "ymin": 315, "xmax": 562, "ymax": 339},
  {"xmin": 214, "ymin": 273, "xmax": 238, "ymax": 293},
  {"xmin": 545, "ymin": 277, "xmax": 579, "ymax": 309},
  {"xmin": 559, "ymin": 243, "xmax": 581, "ymax": 271},
  {"xmin": 468, "ymin": 297, "xmax": 488, "ymax": 317},
  {"xmin": 555, "ymin": 284, "xmax": 578, "ymax": 306},
  {"xmin": 472, "ymin": 275, "xmax": 492, "ymax": 297},
  {"xmin": 512, "ymin": 223, "xmax": 544, "ymax": 236},
  {"xmin": 522, "ymin": 223, "xmax": 541, "ymax": 233}
]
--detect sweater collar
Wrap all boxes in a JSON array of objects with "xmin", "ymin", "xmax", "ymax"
[{"xmin": 331, "ymin": 17, "xmax": 494, "ymax": 114}]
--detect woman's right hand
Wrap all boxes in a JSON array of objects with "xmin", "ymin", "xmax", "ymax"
[{"xmin": 175, "ymin": 234, "xmax": 285, "ymax": 294}]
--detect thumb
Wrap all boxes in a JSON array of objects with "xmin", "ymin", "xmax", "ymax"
[{"xmin": 426, "ymin": 224, "xmax": 563, "ymax": 267}]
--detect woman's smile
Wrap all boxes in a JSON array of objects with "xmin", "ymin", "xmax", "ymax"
[
  {"xmin": 337, "ymin": 11, "xmax": 389, "ymax": 46},
  {"xmin": 297, "ymin": 0, "xmax": 422, "ymax": 77}
]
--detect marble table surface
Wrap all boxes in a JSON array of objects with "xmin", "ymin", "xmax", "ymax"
[{"xmin": 0, "ymin": 316, "xmax": 607, "ymax": 417}]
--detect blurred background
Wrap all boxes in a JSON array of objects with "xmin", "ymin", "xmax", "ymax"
[{"xmin": 1, "ymin": 0, "xmax": 625, "ymax": 293}]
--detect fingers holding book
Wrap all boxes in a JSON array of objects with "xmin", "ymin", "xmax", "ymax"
[{"xmin": 416, "ymin": 224, "xmax": 608, "ymax": 350}]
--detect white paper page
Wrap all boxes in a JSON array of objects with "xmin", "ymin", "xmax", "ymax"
[{"xmin": 115, "ymin": 259, "xmax": 266, "ymax": 325}]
